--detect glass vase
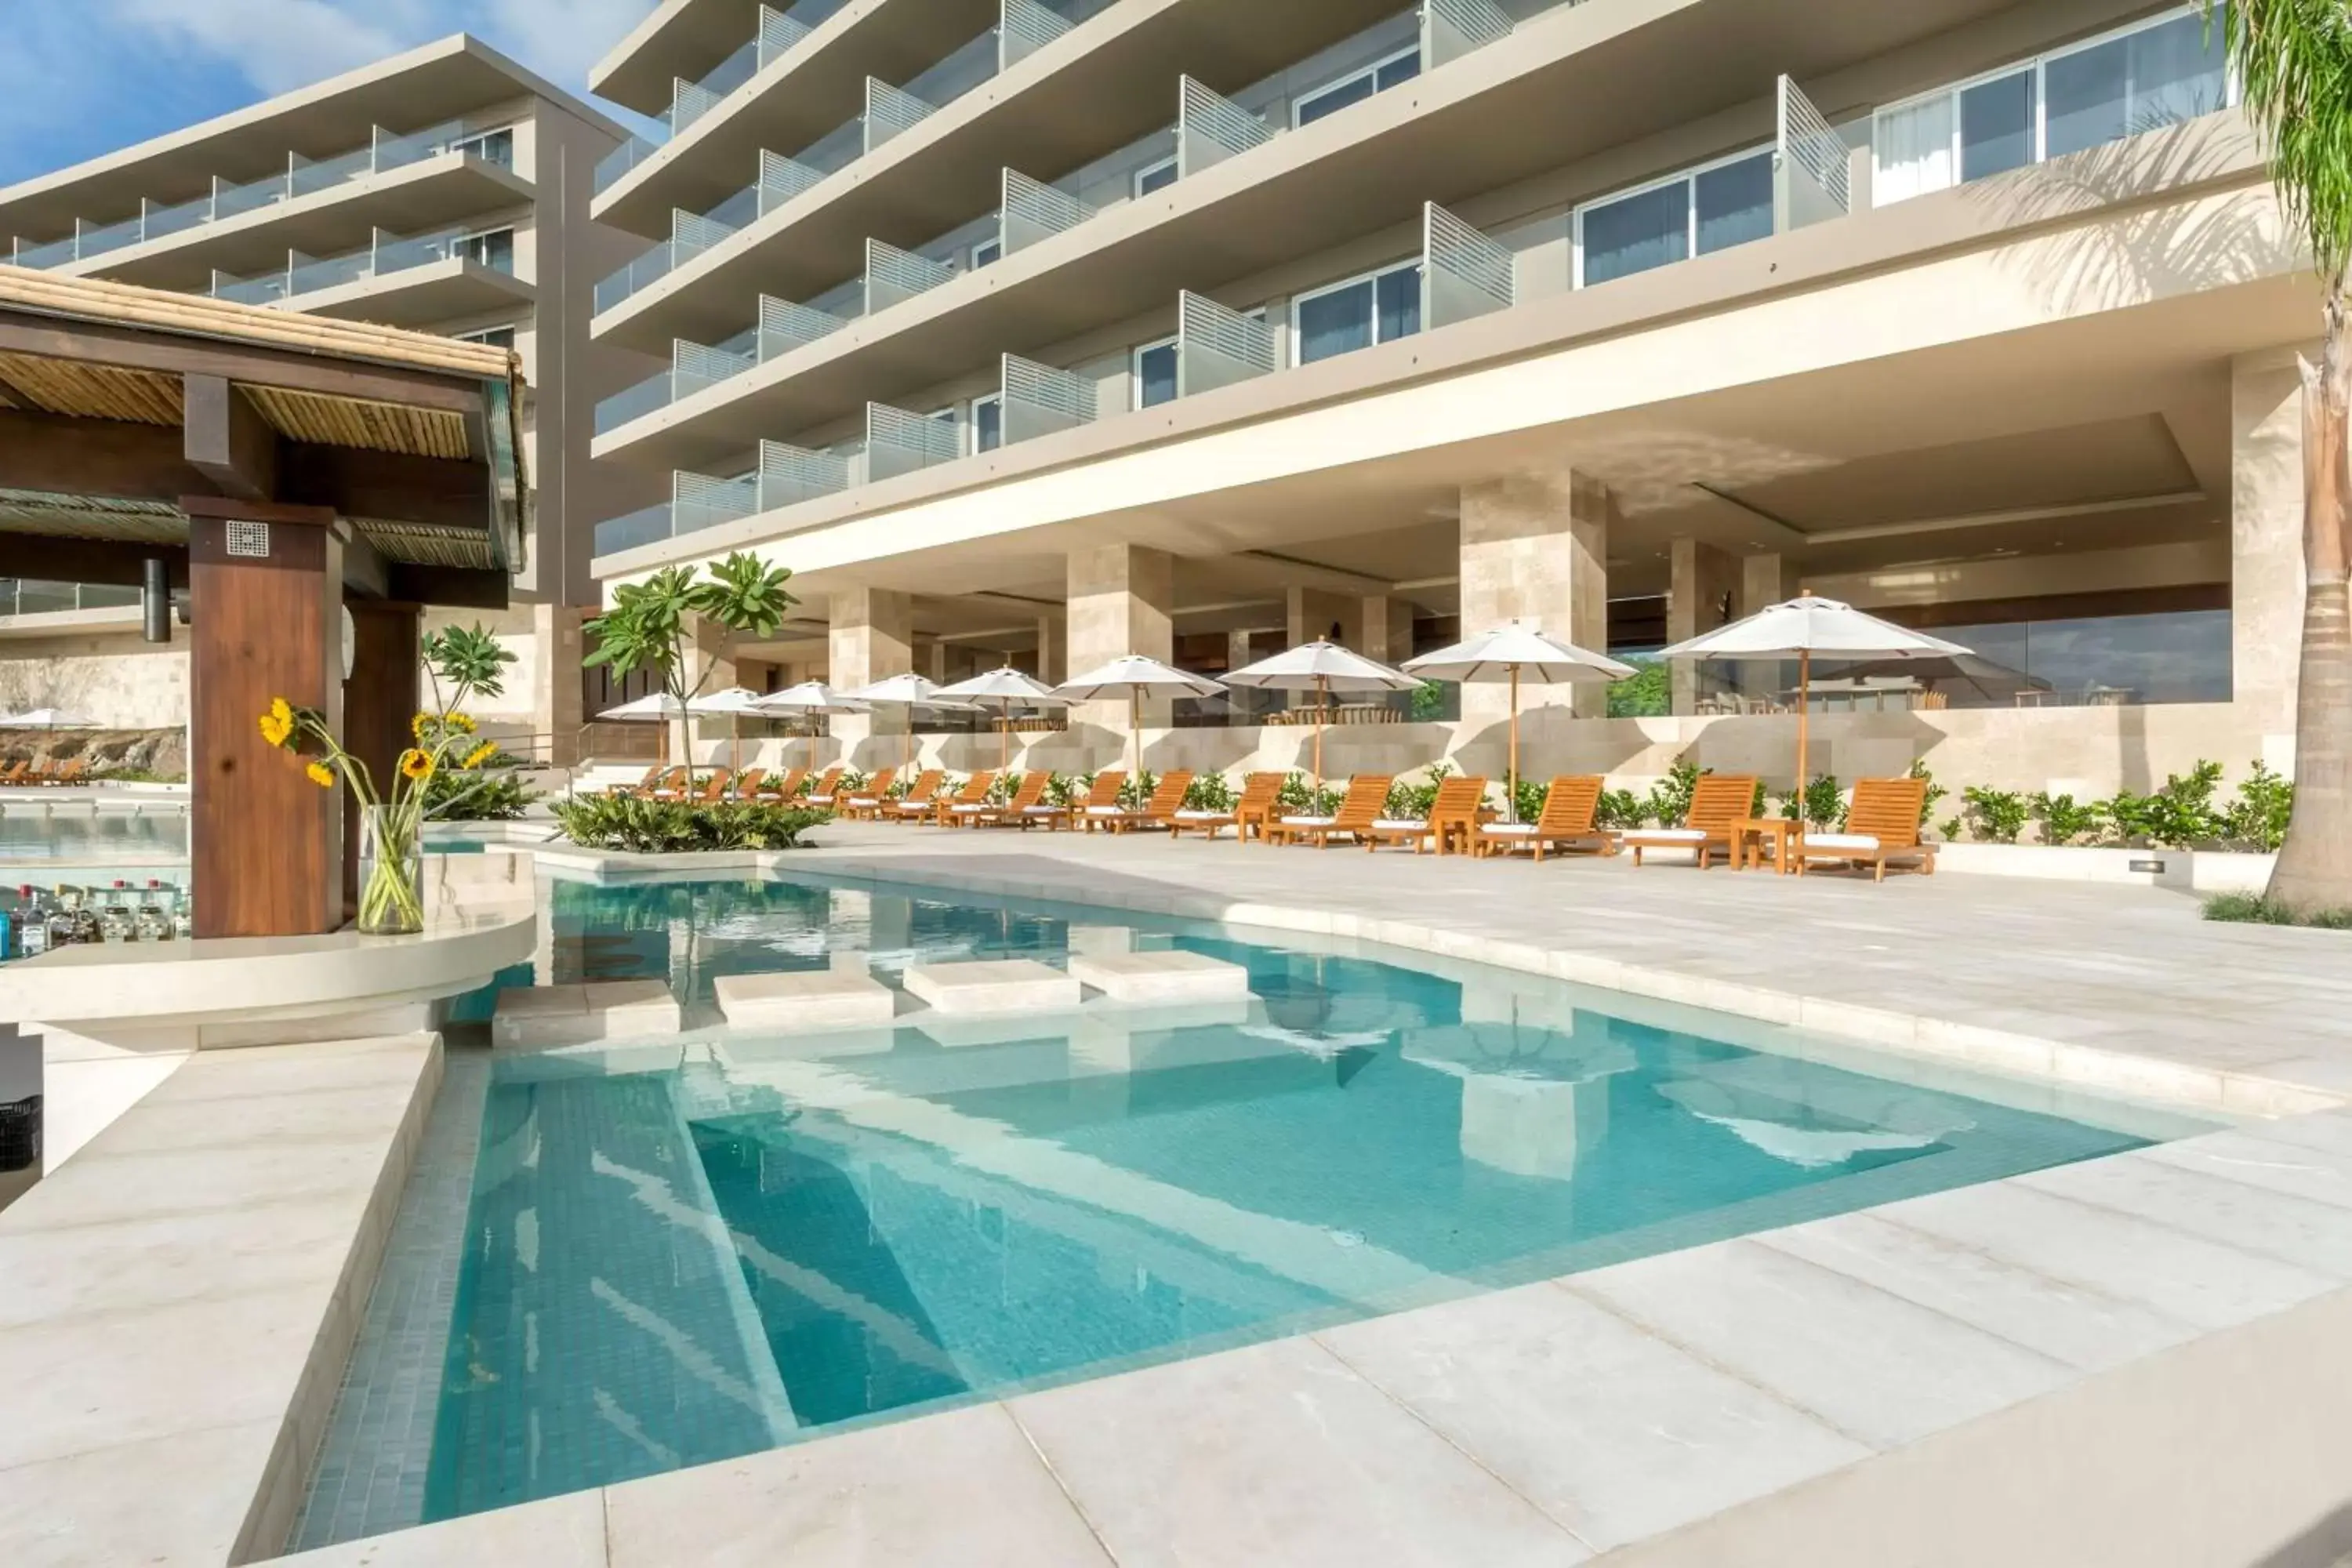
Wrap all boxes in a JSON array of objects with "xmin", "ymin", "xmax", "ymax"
[{"xmin": 357, "ymin": 804, "xmax": 425, "ymax": 935}]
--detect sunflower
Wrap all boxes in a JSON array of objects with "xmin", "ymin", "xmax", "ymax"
[
  {"xmin": 398, "ymin": 748, "xmax": 435, "ymax": 782},
  {"xmin": 305, "ymin": 760, "xmax": 336, "ymax": 789},
  {"xmin": 462, "ymin": 740, "xmax": 499, "ymax": 769},
  {"xmin": 258, "ymin": 697, "xmax": 295, "ymax": 749},
  {"xmin": 448, "ymin": 712, "xmax": 478, "ymax": 734},
  {"xmin": 409, "ymin": 712, "xmax": 430, "ymax": 742}
]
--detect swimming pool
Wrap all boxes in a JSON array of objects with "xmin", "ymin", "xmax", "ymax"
[{"xmin": 306, "ymin": 873, "xmax": 2212, "ymax": 1544}]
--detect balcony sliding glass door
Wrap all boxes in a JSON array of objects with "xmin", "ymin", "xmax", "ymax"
[{"xmin": 1575, "ymin": 147, "xmax": 1773, "ymax": 288}]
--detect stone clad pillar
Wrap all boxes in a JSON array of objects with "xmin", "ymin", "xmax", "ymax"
[
  {"xmin": 1668, "ymin": 539, "xmax": 1739, "ymax": 714},
  {"xmin": 829, "ymin": 586, "xmax": 912, "ymax": 762},
  {"xmin": 1067, "ymin": 543, "xmax": 1174, "ymax": 735},
  {"xmin": 1285, "ymin": 586, "xmax": 1359, "ymax": 649},
  {"xmin": 681, "ymin": 612, "xmax": 736, "ymax": 763},
  {"xmin": 1460, "ymin": 471, "xmax": 1613, "ymax": 721},
  {"xmin": 1360, "ymin": 596, "xmax": 1416, "ymax": 664},
  {"xmin": 1036, "ymin": 614, "xmax": 1065, "ymax": 684},
  {"xmin": 532, "ymin": 604, "xmax": 585, "ymax": 765},
  {"xmin": 1737, "ymin": 553, "xmax": 1794, "ymax": 702},
  {"xmin": 2233, "ymin": 350, "xmax": 2307, "ymax": 753}
]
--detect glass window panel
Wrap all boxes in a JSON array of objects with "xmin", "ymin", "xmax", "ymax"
[
  {"xmin": 1958, "ymin": 69, "xmax": 2035, "ymax": 181},
  {"xmin": 1134, "ymin": 158, "xmax": 1177, "ymax": 196},
  {"xmin": 1875, "ymin": 93, "xmax": 1956, "ymax": 205},
  {"xmin": 1374, "ymin": 263, "xmax": 1421, "ymax": 343},
  {"xmin": 973, "ymin": 397, "xmax": 1002, "ymax": 453},
  {"xmin": 1296, "ymin": 73, "xmax": 1377, "ymax": 127},
  {"xmin": 2129, "ymin": 9, "xmax": 2230, "ymax": 132},
  {"xmin": 1135, "ymin": 342, "xmax": 1176, "ymax": 408},
  {"xmin": 457, "ymin": 228, "xmax": 514, "ymax": 271},
  {"xmin": 1693, "ymin": 152, "xmax": 1773, "ymax": 256},
  {"xmin": 1374, "ymin": 49, "xmax": 1421, "ymax": 90},
  {"xmin": 1297, "ymin": 278, "xmax": 1373, "ymax": 363},
  {"xmin": 2044, "ymin": 34, "xmax": 2130, "ymax": 158},
  {"xmin": 1581, "ymin": 180, "xmax": 1689, "ymax": 285},
  {"xmin": 970, "ymin": 239, "xmax": 1001, "ymax": 269},
  {"xmin": 1917, "ymin": 609, "xmax": 2230, "ymax": 706}
]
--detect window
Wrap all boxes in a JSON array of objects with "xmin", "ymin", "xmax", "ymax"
[
  {"xmin": 970, "ymin": 237, "xmax": 1002, "ymax": 270},
  {"xmin": 1574, "ymin": 148, "xmax": 1773, "ymax": 288},
  {"xmin": 456, "ymin": 325, "xmax": 517, "ymax": 350},
  {"xmin": 1294, "ymin": 45, "xmax": 1421, "ymax": 127},
  {"xmin": 453, "ymin": 227, "xmax": 515, "ymax": 272},
  {"xmin": 451, "ymin": 127, "xmax": 514, "ymax": 167},
  {"xmin": 1134, "ymin": 156, "xmax": 1178, "ymax": 197},
  {"xmin": 1134, "ymin": 336, "xmax": 1177, "ymax": 408},
  {"xmin": 1292, "ymin": 260, "xmax": 1421, "ymax": 365},
  {"xmin": 1872, "ymin": 5, "xmax": 2228, "ymax": 206},
  {"xmin": 971, "ymin": 394, "xmax": 1002, "ymax": 453}
]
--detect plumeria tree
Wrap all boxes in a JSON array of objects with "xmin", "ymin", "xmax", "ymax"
[
  {"xmin": 584, "ymin": 553, "xmax": 797, "ymax": 757},
  {"xmin": 2213, "ymin": 0, "xmax": 2352, "ymax": 911}
]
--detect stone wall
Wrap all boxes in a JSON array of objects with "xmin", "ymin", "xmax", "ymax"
[
  {"xmin": 0, "ymin": 727, "xmax": 186, "ymax": 778},
  {"xmin": 0, "ymin": 636, "xmax": 187, "ymax": 731}
]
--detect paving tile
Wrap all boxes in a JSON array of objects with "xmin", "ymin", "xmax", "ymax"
[
  {"xmin": 1873, "ymin": 1179, "xmax": 2336, "ymax": 1330},
  {"xmin": 1319, "ymin": 1281, "xmax": 1869, "ymax": 1552},
  {"xmin": 605, "ymin": 1404, "xmax": 1110, "ymax": 1568},
  {"xmin": 0, "ymin": 1198, "xmax": 360, "ymax": 1329},
  {"xmin": 1564, "ymin": 1239, "xmax": 2074, "ymax": 1451},
  {"xmin": 2017, "ymin": 1149, "xmax": 2352, "ymax": 1279},
  {"xmin": 1755, "ymin": 1209, "xmax": 2198, "ymax": 1372},
  {"xmin": 0, "ymin": 1419, "xmax": 284, "ymax": 1568},
  {"xmin": 1010, "ymin": 1335, "xmax": 1591, "ymax": 1567},
  {"xmin": 0, "ymin": 1138, "xmax": 398, "ymax": 1232},
  {"xmin": 276, "ymin": 1488, "xmax": 606, "ymax": 1566},
  {"xmin": 75, "ymin": 1081, "xmax": 416, "ymax": 1156}
]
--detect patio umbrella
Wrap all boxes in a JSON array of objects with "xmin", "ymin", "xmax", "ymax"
[
  {"xmin": 752, "ymin": 681, "xmax": 871, "ymax": 772},
  {"xmin": 935, "ymin": 666, "xmax": 1071, "ymax": 770},
  {"xmin": 597, "ymin": 691, "xmax": 691, "ymax": 764},
  {"xmin": 839, "ymin": 673, "xmax": 978, "ymax": 774},
  {"xmin": 1404, "ymin": 623, "xmax": 1634, "ymax": 821},
  {"xmin": 1222, "ymin": 641, "xmax": 1417, "ymax": 791},
  {"xmin": 684, "ymin": 686, "xmax": 771, "ymax": 774},
  {"xmin": 1053, "ymin": 655, "xmax": 1224, "ymax": 783},
  {"xmin": 1658, "ymin": 592, "xmax": 1969, "ymax": 811}
]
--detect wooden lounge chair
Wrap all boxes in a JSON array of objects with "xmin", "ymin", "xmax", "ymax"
[
  {"xmin": 687, "ymin": 768, "xmax": 733, "ymax": 804},
  {"xmin": 1094, "ymin": 771, "xmax": 1193, "ymax": 834},
  {"xmin": 729, "ymin": 768, "xmax": 767, "ymax": 800},
  {"xmin": 1168, "ymin": 772, "xmax": 1269, "ymax": 840},
  {"xmin": 0, "ymin": 760, "xmax": 27, "ymax": 786},
  {"xmin": 761, "ymin": 765, "xmax": 808, "ymax": 800},
  {"xmin": 1231, "ymin": 772, "xmax": 1286, "ymax": 844},
  {"xmin": 1794, "ymin": 776, "xmax": 1938, "ymax": 880},
  {"xmin": 804, "ymin": 766, "xmax": 847, "ymax": 808},
  {"xmin": 1038, "ymin": 770, "xmax": 1123, "ymax": 831},
  {"xmin": 1269, "ymin": 775, "xmax": 1393, "ymax": 848},
  {"xmin": 839, "ymin": 766, "xmax": 898, "ymax": 819},
  {"xmin": 47, "ymin": 757, "xmax": 85, "ymax": 787},
  {"xmin": 925, "ymin": 771, "xmax": 998, "ymax": 825},
  {"xmin": 609, "ymin": 763, "xmax": 665, "ymax": 797},
  {"xmin": 1369, "ymin": 775, "xmax": 1490, "ymax": 853},
  {"xmin": 956, "ymin": 771, "xmax": 1051, "ymax": 827},
  {"xmin": 1475, "ymin": 776, "xmax": 1617, "ymax": 862},
  {"xmin": 880, "ymin": 769, "xmax": 946, "ymax": 822},
  {"xmin": 641, "ymin": 766, "xmax": 689, "ymax": 800},
  {"xmin": 1624, "ymin": 774, "xmax": 1757, "ymax": 868}
]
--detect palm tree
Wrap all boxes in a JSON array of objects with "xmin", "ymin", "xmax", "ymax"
[{"xmin": 2215, "ymin": 0, "xmax": 2352, "ymax": 911}]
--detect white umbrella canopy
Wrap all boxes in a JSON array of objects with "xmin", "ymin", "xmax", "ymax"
[
  {"xmin": 840, "ymin": 673, "xmax": 980, "ymax": 772},
  {"xmin": 1052, "ymin": 655, "xmax": 1224, "ymax": 783},
  {"xmin": 1224, "ymin": 641, "xmax": 1417, "ymax": 789},
  {"xmin": 684, "ymin": 687, "xmax": 771, "ymax": 772},
  {"xmin": 937, "ymin": 666, "xmax": 1072, "ymax": 768},
  {"xmin": 750, "ymin": 681, "xmax": 871, "ymax": 772},
  {"xmin": 1659, "ymin": 592, "xmax": 1973, "ymax": 811},
  {"xmin": 1404, "ymin": 625, "xmax": 1635, "ymax": 820},
  {"xmin": 598, "ymin": 692, "xmax": 690, "ymax": 720}
]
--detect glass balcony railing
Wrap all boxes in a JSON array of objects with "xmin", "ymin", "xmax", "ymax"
[
  {"xmin": 5, "ymin": 118, "xmax": 515, "ymax": 269},
  {"xmin": 593, "ymin": 0, "xmax": 851, "ymax": 194},
  {"xmin": 0, "ymin": 579, "xmax": 140, "ymax": 617},
  {"xmin": 209, "ymin": 225, "xmax": 517, "ymax": 308}
]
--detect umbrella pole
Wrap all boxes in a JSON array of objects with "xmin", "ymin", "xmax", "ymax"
[
  {"xmin": 1000, "ymin": 713, "xmax": 1011, "ymax": 771},
  {"xmin": 1508, "ymin": 664, "xmax": 1520, "ymax": 824},
  {"xmin": 1313, "ymin": 675, "xmax": 1327, "ymax": 794},
  {"xmin": 1795, "ymin": 647, "xmax": 1813, "ymax": 822},
  {"xmin": 1129, "ymin": 688, "xmax": 1141, "ymax": 783}
]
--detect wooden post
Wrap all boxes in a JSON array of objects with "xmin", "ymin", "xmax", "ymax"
[
  {"xmin": 342, "ymin": 601, "xmax": 420, "ymax": 924},
  {"xmin": 186, "ymin": 498, "xmax": 342, "ymax": 938}
]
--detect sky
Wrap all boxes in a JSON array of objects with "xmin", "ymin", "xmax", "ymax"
[{"xmin": 0, "ymin": 0, "xmax": 662, "ymax": 190}]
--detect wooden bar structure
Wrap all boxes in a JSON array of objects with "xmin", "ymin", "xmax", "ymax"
[{"xmin": 0, "ymin": 266, "xmax": 527, "ymax": 939}]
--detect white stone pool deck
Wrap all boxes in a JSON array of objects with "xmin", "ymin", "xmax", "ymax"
[{"xmin": 15, "ymin": 824, "xmax": 2352, "ymax": 1566}]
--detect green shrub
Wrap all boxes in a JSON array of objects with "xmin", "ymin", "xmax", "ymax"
[
  {"xmin": 2202, "ymin": 892, "xmax": 2352, "ymax": 930},
  {"xmin": 1646, "ymin": 760, "xmax": 1702, "ymax": 827},
  {"xmin": 1774, "ymin": 774, "xmax": 1845, "ymax": 828},
  {"xmin": 1936, "ymin": 815, "xmax": 1963, "ymax": 843},
  {"xmin": 1118, "ymin": 769, "xmax": 1159, "ymax": 809},
  {"xmin": 1045, "ymin": 771, "xmax": 1084, "ymax": 808},
  {"xmin": 2107, "ymin": 761, "xmax": 2225, "ymax": 849},
  {"xmin": 1185, "ymin": 773, "xmax": 1237, "ymax": 812},
  {"xmin": 1961, "ymin": 786, "xmax": 2028, "ymax": 844},
  {"xmin": 1909, "ymin": 761, "xmax": 1947, "ymax": 827},
  {"xmin": 1607, "ymin": 660, "xmax": 1670, "ymax": 718},
  {"xmin": 1511, "ymin": 775, "xmax": 1548, "ymax": 824},
  {"xmin": 1597, "ymin": 788, "xmax": 1647, "ymax": 830},
  {"xmin": 551, "ymin": 794, "xmax": 826, "ymax": 853},
  {"xmin": 2028, "ymin": 791, "xmax": 2104, "ymax": 846},
  {"xmin": 1384, "ymin": 762, "xmax": 1454, "ymax": 820},
  {"xmin": 985, "ymin": 771, "xmax": 1019, "ymax": 805},
  {"xmin": 426, "ymin": 768, "xmax": 538, "ymax": 821},
  {"xmin": 2223, "ymin": 760, "xmax": 2295, "ymax": 852},
  {"xmin": 1408, "ymin": 681, "xmax": 1447, "ymax": 722},
  {"xmin": 838, "ymin": 768, "xmax": 870, "ymax": 795},
  {"xmin": 1276, "ymin": 771, "xmax": 1314, "ymax": 813}
]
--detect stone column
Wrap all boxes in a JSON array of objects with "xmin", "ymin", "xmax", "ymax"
[
  {"xmin": 1360, "ymin": 596, "xmax": 1417, "ymax": 664},
  {"xmin": 1668, "ymin": 539, "xmax": 1739, "ymax": 714},
  {"xmin": 1460, "ymin": 470, "xmax": 1613, "ymax": 722},
  {"xmin": 2233, "ymin": 350, "xmax": 2307, "ymax": 751},
  {"xmin": 1225, "ymin": 628, "xmax": 1257, "ymax": 675},
  {"xmin": 680, "ymin": 612, "xmax": 736, "ymax": 762},
  {"xmin": 1737, "ymin": 553, "xmax": 1795, "ymax": 702},
  {"xmin": 1286, "ymin": 586, "xmax": 1359, "ymax": 648},
  {"xmin": 829, "ymin": 586, "xmax": 912, "ymax": 762},
  {"xmin": 532, "ymin": 603, "xmax": 585, "ymax": 765},
  {"xmin": 913, "ymin": 635, "xmax": 948, "ymax": 683},
  {"xmin": 1036, "ymin": 614, "xmax": 1065, "ymax": 684},
  {"xmin": 1067, "ymin": 543, "xmax": 1174, "ymax": 739}
]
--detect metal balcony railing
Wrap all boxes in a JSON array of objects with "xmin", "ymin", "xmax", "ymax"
[
  {"xmin": 1175, "ymin": 291, "xmax": 1278, "ymax": 397},
  {"xmin": 1421, "ymin": 0, "xmax": 1514, "ymax": 70},
  {"xmin": 208, "ymin": 224, "xmax": 515, "ymax": 308},
  {"xmin": 868, "ymin": 401, "xmax": 963, "ymax": 484},
  {"xmin": 593, "ymin": 0, "xmax": 848, "ymax": 193},
  {"xmin": 1002, "ymin": 354, "xmax": 1097, "ymax": 445},
  {"xmin": 1775, "ymin": 74, "xmax": 1852, "ymax": 230},
  {"xmin": 1002, "ymin": 168, "xmax": 1094, "ymax": 253},
  {"xmin": 8, "ymin": 119, "xmax": 514, "ymax": 267},
  {"xmin": 1422, "ymin": 201, "xmax": 1514, "ymax": 330},
  {"xmin": 1176, "ymin": 77, "xmax": 1271, "ymax": 180},
  {"xmin": 866, "ymin": 238, "xmax": 956, "ymax": 315}
]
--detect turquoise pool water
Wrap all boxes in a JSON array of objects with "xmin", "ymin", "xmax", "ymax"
[
  {"xmin": 0, "ymin": 809, "xmax": 186, "ymax": 862},
  {"xmin": 415, "ymin": 875, "xmax": 2202, "ymax": 1526}
]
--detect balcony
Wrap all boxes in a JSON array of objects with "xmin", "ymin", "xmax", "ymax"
[
  {"xmin": 5, "ymin": 121, "xmax": 519, "ymax": 282},
  {"xmin": 586, "ymin": 0, "xmax": 1419, "ymax": 352},
  {"xmin": 207, "ymin": 224, "xmax": 532, "ymax": 327}
]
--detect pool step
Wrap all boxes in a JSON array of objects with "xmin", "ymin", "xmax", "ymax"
[
  {"xmin": 902, "ymin": 959, "xmax": 1080, "ymax": 1015},
  {"xmin": 1067, "ymin": 951, "xmax": 1250, "ymax": 1004},
  {"xmin": 715, "ymin": 970, "xmax": 896, "ymax": 1030},
  {"xmin": 490, "ymin": 979, "xmax": 681, "ymax": 1049}
]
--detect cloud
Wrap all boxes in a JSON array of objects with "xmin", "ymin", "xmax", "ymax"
[
  {"xmin": 105, "ymin": 0, "xmax": 425, "ymax": 95},
  {"xmin": 480, "ymin": 0, "xmax": 659, "ymax": 91}
]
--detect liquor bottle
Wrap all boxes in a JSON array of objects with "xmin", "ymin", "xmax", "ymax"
[
  {"xmin": 16, "ymin": 887, "xmax": 49, "ymax": 958},
  {"xmin": 98, "ymin": 882, "xmax": 134, "ymax": 945},
  {"xmin": 167, "ymin": 885, "xmax": 192, "ymax": 942},
  {"xmin": 46, "ymin": 887, "xmax": 84, "ymax": 949},
  {"xmin": 132, "ymin": 884, "xmax": 169, "ymax": 944}
]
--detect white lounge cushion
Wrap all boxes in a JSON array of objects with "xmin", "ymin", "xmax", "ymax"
[
  {"xmin": 891, "ymin": 800, "xmax": 929, "ymax": 812},
  {"xmin": 1626, "ymin": 828, "xmax": 1708, "ymax": 842},
  {"xmin": 1022, "ymin": 804, "xmax": 1062, "ymax": 815},
  {"xmin": 1085, "ymin": 805, "xmax": 1127, "ymax": 816},
  {"xmin": 1173, "ymin": 810, "xmax": 1228, "ymax": 821},
  {"xmin": 808, "ymin": 794, "xmax": 837, "ymax": 805},
  {"xmin": 1802, "ymin": 833, "xmax": 1883, "ymax": 853},
  {"xmin": 1280, "ymin": 815, "xmax": 1336, "ymax": 827},
  {"xmin": 1481, "ymin": 823, "xmax": 1538, "ymax": 837},
  {"xmin": 846, "ymin": 796, "xmax": 880, "ymax": 806},
  {"xmin": 951, "ymin": 803, "xmax": 991, "ymax": 815},
  {"xmin": 1371, "ymin": 819, "xmax": 1429, "ymax": 832}
]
